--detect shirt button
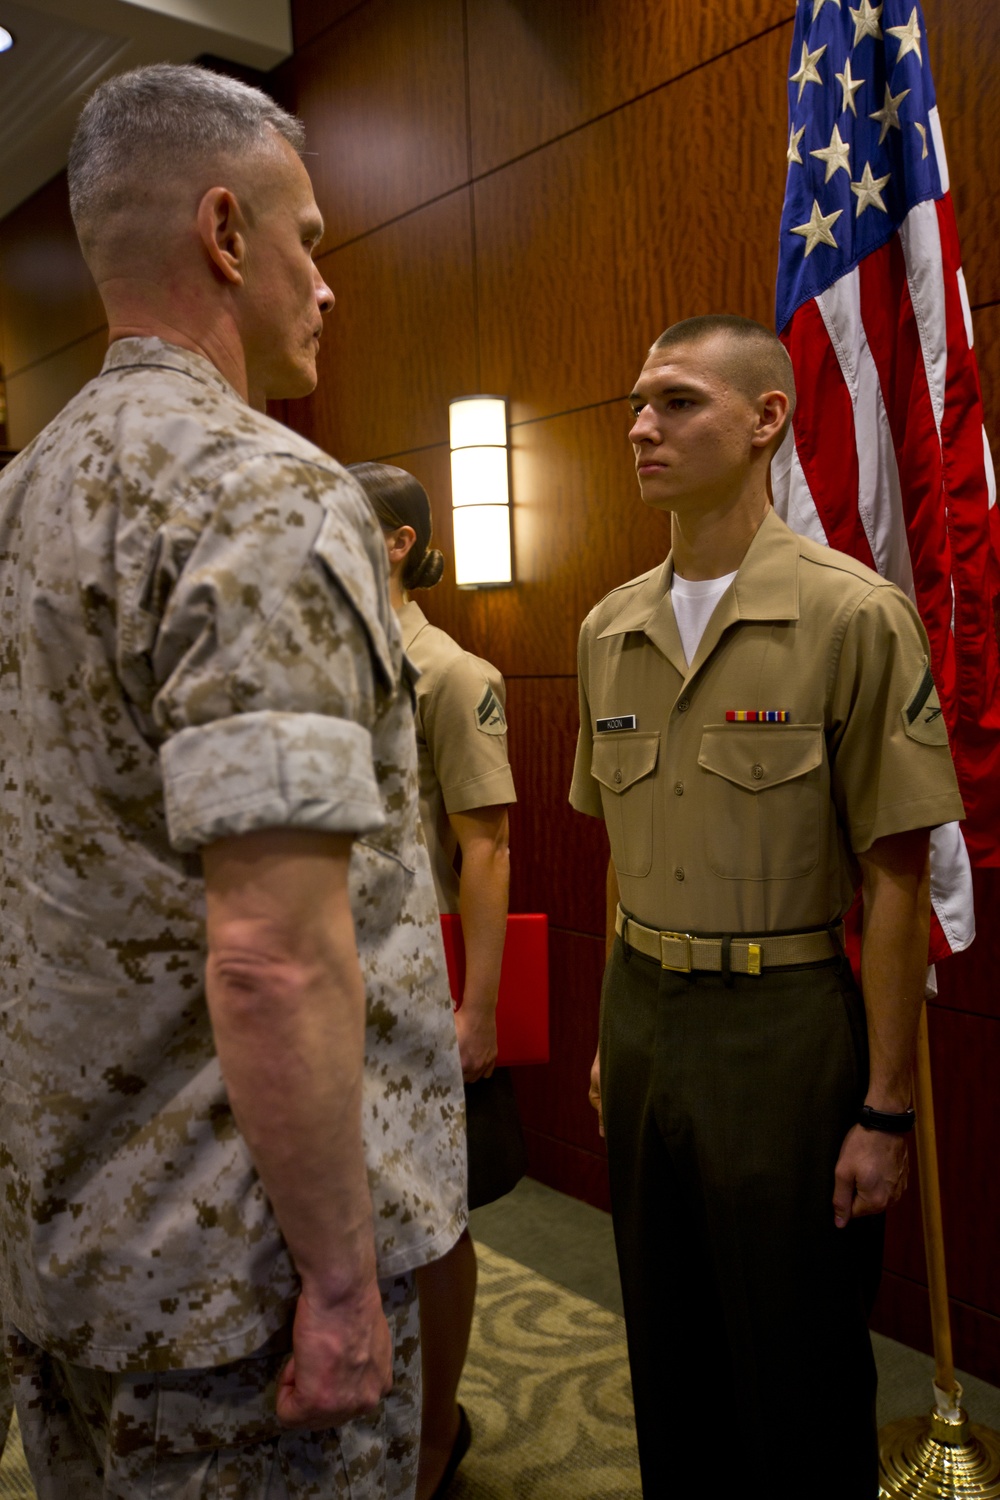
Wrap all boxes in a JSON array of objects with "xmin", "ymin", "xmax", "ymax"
[
  {"xmin": 614, "ymin": 769, "xmax": 623, "ymax": 784},
  {"xmin": 674, "ymin": 867, "xmax": 685, "ymax": 881},
  {"xmin": 677, "ymin": 698, "xmax": 690, "ymax": 713},
  {"xmin": 752, "ymin": 763, "xmax": 764, "ymax": 780},
  {"xmin": 674, "ymin": 782, "xmax": 684, "ymax": 796}
]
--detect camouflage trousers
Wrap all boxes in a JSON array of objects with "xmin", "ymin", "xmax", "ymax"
[{"xmin": 3, "ymin": 1274, "xmax": 419, "ymax": 1498}]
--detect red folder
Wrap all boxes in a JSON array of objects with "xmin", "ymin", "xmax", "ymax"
[{"xmin": 439, "ymin": 913, "xmax": 549, "ymax": 1066}]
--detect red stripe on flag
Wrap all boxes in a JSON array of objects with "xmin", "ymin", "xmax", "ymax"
[
  {"xmin": 935, "ymin": 196, "xmax": 1000, "ymax": 865},
  {"xmin": 781, "ymin": 300, "xmax": 876, "ymax": 570},
  {"xmin": 858, "ymin": 236, "xmax": 958, "ymax": 730}
]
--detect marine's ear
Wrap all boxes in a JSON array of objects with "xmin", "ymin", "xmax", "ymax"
[{"xmin": 197, "ymin": 186, "xmax": 247, "ymax": 287}]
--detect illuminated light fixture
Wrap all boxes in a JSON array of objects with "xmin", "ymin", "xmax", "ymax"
[
  {"xmin": 449, "ymin": 396, "xmax": 512, "ymax": 587},
  {"xmin": 0, "ymin": 27, "xmax": 14, "ymax": 51}
]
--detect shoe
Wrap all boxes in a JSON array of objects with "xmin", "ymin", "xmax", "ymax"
[{"xmin": 429, "ymin": 1404, "xmax": 472, "ymax": 1499}]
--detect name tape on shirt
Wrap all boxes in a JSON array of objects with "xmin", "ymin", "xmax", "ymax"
[
  {"xmin": 476, "ymin": 684, "xmax": 507, "ymax": 735},
  {"xmin": 902, "ymin": 661, "xmax": 949, "ymax": 746},
  {"xmin": 596, "ymin": 715, "xmax": 637, "ymax": 733}
]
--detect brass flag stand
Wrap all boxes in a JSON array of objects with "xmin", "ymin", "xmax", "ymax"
[{"xmin": 879, "ymin": 1007, "xmax": 1000, "ymax": 1497}]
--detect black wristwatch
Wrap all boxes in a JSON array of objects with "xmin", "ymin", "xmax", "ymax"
[{"xmin": 858, "ymin": 1104, "xmax": 916, "ymax": 1135}]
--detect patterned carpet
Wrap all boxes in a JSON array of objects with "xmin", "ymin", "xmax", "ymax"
[{"xmin": 0, "ymin": 1244, "xmax": 639, "ymax": 1498}]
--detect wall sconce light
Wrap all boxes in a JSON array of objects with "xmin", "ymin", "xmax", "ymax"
[{"xmin": 449, "ymin": 396, "xmax": 512, "ymax": 587}]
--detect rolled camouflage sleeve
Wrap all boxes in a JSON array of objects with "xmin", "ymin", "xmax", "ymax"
[
  {"xmin": 146, "ymin": 453, "xmax": 399, "ymax": 852},
  {"xmin": 161, "ymin": 710, "xmax": 384, "ymax": 852}
]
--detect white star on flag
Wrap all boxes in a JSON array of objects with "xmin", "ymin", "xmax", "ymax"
[
  {"xmin": 790, "ymin": 40, "xmax": 827, "ymax": 102},
  {"xmin": 887, "ymin": 7, "xmax": 923, "ymax": 62},
  {"xmin": 849, "ymin": 0, "xmax": 883, "ymax": 45},
  {"xmin": 835, "ymin": 57, "xmax": 865, "ymax": 115},
  {"xmin": 850, "ymin": 161, "xmax": 891, "ymax": 215},
  {"xmin": 790, "ymin": 199, "xmax": 843, "ymax": 255}
]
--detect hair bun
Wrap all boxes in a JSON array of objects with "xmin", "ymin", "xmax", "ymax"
[{"xmin": 409, "ymin": 547, "xmax": 445, "ymax": 590}]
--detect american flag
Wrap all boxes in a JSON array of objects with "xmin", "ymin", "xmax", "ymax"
[{"xmin": 771, "ymin": 0, "xmax": 1000, "ymax": 961}]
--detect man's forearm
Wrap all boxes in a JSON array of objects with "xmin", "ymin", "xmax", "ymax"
[
  {"xmin": 203, "ymin": 830, "xmax": 376, "ymax": 1304},
  {"xmin": 858, "ymin": 828, "xmax": 932, "ymax": 1111}
]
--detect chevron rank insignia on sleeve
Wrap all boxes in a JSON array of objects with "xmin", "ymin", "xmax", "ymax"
[{"xmin": 476, "ymin": 684, "xmax": 507, "ymax": 735}]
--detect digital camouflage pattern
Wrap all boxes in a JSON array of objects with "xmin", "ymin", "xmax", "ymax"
[
  {"xmin": 5, "ymin": 1273, "xmax": 420, "ymax": 1497},
  {"xmin": 0, "ymin": 338, "xmax": 466, "ymax": 1373}
]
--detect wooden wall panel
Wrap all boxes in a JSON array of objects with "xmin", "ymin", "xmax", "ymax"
[
  {"xmin": 973, "ymin": 302, "xmax": 1000, "ymax": 459},
  {"xmin": 934, "ymin": 868, "xmax": 1000, "ymax": 1022},
  {"xmin": 510, "ymin": 927, "xmax": 607, "ymax": 1177},
  {"xmin": 467, "ymin": 0, "xmax": 792, "ymax": 177},
  {"xmin": 283, "ymin": 0, "xmax": 468, "ymax": 248},
  {"xmin": 285, "ymin": 191, "xmax": 477, "ymax": 461},
  {"xmin": 874, "ymin": 1271, "xmax": 1000, "ymax": 1391},
  {"xmin": 487, "ymin": 403, "xmax": 672, "ymax": 678},
  {"xmin": 505, "ymin": 677, "xmax": 608, "ymax": 938},
  {"xmin": 924, "ymin": 0, "xmax": 1000, "ymax": 309},
  {"xmin": 517, "ymin": 1128, "xmax": 611, "ymax": 1215},
  {"xmin": 475, "ymin": 24, "xmax": 790, "ymax": 426},
  {"xmin": 0, "ymin": 174, "xmax": 103, "ymax": 378},
  {"xmin": 5, "ymin": 328, "xmax": 107, "ymax": 450},
  {"xmin": 291, "ymin": 0, "xmax": 367, "ymax": 51}
]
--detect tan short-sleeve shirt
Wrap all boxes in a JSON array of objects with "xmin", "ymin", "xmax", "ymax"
[
  {"xmin": 399, "ymin": 601, "xmax": 516, "ymax": 913},
  {"xmin": 570, "ymin": 508, "xmax": 965, "ymax": 934},
  {"xmin": 0, "ymin": 339, "xmax": 466, "ymax": 1372}
]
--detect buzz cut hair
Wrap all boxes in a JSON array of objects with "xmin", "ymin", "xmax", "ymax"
[
  {"xmin": 68, "ymin": 63, "xmax": 306, "ymax": 254},
  {"xmin": 653, "ymin": 314, "xmax": 797, "ymax": 424}
]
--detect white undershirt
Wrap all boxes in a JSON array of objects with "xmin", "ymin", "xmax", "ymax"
[{"xmin": 670, "ymin": 569, "xmax": 738, "ymax": 667}]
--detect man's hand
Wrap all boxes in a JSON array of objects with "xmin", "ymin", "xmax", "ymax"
[
  {"xmin": 589, "ymin": 1048, "xmax": 604, "ymax": 1138},
  {"xmin": 277, "ymin": 1280, "xmax": 393, "ymax": 1429},
  {"xmin": 455, "ymin": 1002, "xmax": 498, "ymax": 1082},
  {"xmin": 832, "ymin": 1123, "xmax": 909, "ymax": 1228}
]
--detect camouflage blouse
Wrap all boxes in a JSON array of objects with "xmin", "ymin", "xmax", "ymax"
[{"xmin": 0, "ymin": 338, "xmax": 466, "ymax": 1371}]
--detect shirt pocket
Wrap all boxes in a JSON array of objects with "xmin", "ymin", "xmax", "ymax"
[
  {"xmin": 591, "ymin": 732, "xmax": 660, "ymax": 878},
  {"xmin": 697, "ymin": 724, "xmax": 824, "ymax": 881}
]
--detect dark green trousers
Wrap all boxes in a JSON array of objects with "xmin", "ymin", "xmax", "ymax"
[{"xmin": 600, "ymin": 939, "xmax": 884, "ymax": 1499}]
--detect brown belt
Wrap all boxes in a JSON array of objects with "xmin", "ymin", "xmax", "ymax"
[{"xmin": 615, "ymin": 906, "xmax": 844, "ymax": 976}]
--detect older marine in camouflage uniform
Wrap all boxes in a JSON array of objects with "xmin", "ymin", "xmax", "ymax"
[{"xmin": 0, "ymin": 67, "xmax": 465, "ymax": 1499}]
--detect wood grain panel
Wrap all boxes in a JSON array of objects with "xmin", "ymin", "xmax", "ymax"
[
  {"xmin": 879, "ymin": 1004, "xmax": 1000, "ymax": 1367},
  {"xmin": 923, "ymin": 0, "xmax": 1000, "ymax": 308},
  {"xmin": 476, "ymin": 25, "xmax": 791, "ymax": 425},
  {"xmin": 376, "ymin": 441, "xmax": 492, "ymax": 657},
  {"xmin": 933, "ymin": 867, "xmax": 1000, "ymax": 1021},
  {"xmin": 291, "ymin": 0, "xmax": 367, "ymax": 51},
  {"xmin": 284, "ymin": 191, "xmax": 477, "ymax": 462},
  {"xmin": 0, "ymin": 173, "xmax": 104, "ymax": 377},
  {"xmin": 517, "ymin": 1128, "xmax": 612, "ymax": 1216},
  {"xmin": 916, "ymin": 1007, "xmax": 1000, "ymax": 1319},
  {"xmin": 485, "ymin": 402, "xmax": 672, "ymax": 678},
  {"xmin": 285, "ymin": 0, "xmax": 468, "ymax": 248},
  {"xmin": 5, "ymin": 327, "xmax": 107, "ymax": 450},
  {"xmin": 872, "ymin": 1271, "xmax": 1000, "ymax": 1391},
  {"xmin": 467, "ymin": 0, "xmax": 792, "ymax": 177},
  {"xmin": 510, "ymin": 928, "xmax": 606, "ymax": 1156},
  {"xmin": 972, "ymin": 302, "xmax": 1000, "ymax": 464},
  {"xmin": 504, "ymin": 677, "xmax": 609, "ymax": 938}
]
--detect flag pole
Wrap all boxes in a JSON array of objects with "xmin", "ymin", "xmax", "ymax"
[{"xmin": 878, "ymin": 1004, "xmax": 1000, "ymax": 1496}]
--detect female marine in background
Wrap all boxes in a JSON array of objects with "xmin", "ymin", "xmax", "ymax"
[{"xmin": 350, "ymin": 462, "xmax": 526, "ymax": 1500}]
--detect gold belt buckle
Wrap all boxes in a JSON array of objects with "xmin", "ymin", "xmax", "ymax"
[{"xmin": 660, "ymin": 931, "xmax": 693, "ymax": 972}]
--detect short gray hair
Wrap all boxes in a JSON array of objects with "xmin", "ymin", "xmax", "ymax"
[{"xmin": 68, "ymin": 63, "xmax": 305, "ymax": 250}]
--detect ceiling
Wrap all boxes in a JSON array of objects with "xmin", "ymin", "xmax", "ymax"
[{"xmin": 0, "ymin": 0, "xmax": 293, "ymax": 220}]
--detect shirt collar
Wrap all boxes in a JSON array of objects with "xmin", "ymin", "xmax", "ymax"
[
  {"xmin": 597, "ymin": 506, "xmax": 800, "ymax": 643},
  {"xmin": 397, "ymin": 597, "xmax": 429, "ymax": 652},
  {"xmin": 101, "ymin": 336, "xmax": 244, "ymax": 404},
  {"xmin": 596, "ymin": 507, "xmax": 802, "ymax": 681}
]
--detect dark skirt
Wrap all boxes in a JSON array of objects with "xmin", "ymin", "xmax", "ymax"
[{"xmin": 465, "ymin": 1067, "xmax": 527, "ymax": 1210}]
